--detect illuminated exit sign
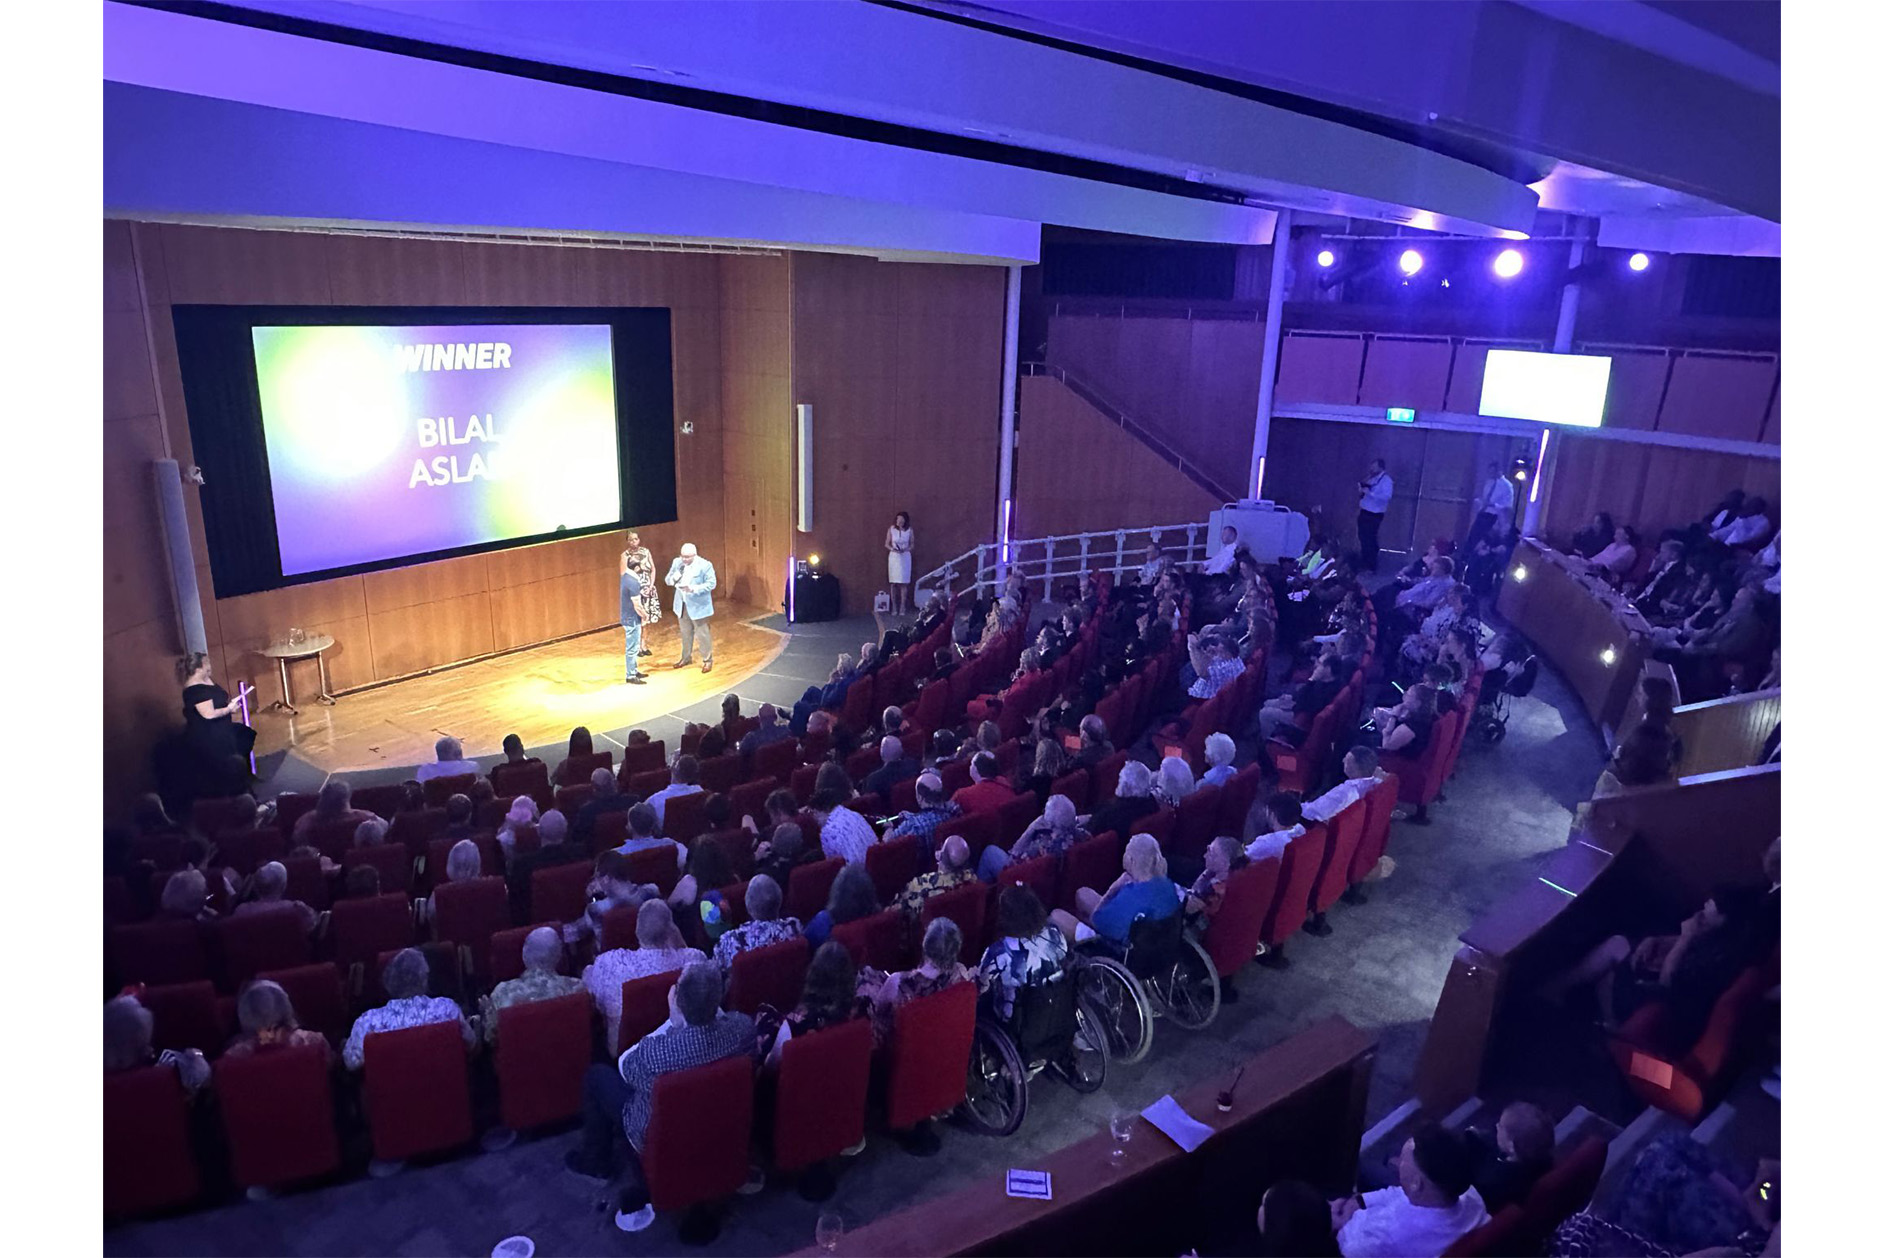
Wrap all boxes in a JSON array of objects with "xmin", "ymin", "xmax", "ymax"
[{"xmin": 1386, "ymin": 407, "xmax": 1416, "ymax": 423}]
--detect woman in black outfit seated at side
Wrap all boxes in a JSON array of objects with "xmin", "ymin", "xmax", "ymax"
[
  {"xmin": 1370, "ymin": 683, "xmax": 1439, "ymax": 757},
  {"xmin": 179, "ymin": 651, "xmax": 254, "ymax": 799}
]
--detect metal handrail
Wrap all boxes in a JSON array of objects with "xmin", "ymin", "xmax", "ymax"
[
  {"xmin": 1021, "ymin": 362, "xmax": 1242, "ymax": 504},
  {"xmin": 914, "ymin": 521, "xmax": 1214, "ymax": 602}
]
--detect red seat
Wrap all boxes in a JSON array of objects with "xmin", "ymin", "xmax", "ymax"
[
  {"xmin": 997, "ymin": 852, "xmax": 1062, "ymax": 911},
  {"xmin": 932, "ymin": 811, "xmax": 1002, "ymax": 866},
  {"xmin": 432, "ymin": 876, "xmax": 512, "ymax": 981},
  {"xmin": 839, "ymin": 675, "xmax": 876, "ymax": 735},
  {"xmin": 361, "ymin": 1019, "xmax": 474, "ymax": 1162},
  {"xmin": 341, "ymin": 844, "xmax": 412, "ymax": 896},
  {"xmin": 773, "ymin": 1017, "xmax": 874, "ymax": 1172},
  {"xmin": 331, "ymin": 894, "xmax": 415, "ymax": 976},
  {"xmin": 215, "ymin": 1044, "xmax": 341, "ymax": 1190},
  {"xmin": 623, "ymin": 844, "xmax": 681, "ymax": 897},
  {"xmin": 1349, "ymin": 774, "xmax": 1401, "ymax": 887},
  {"xmin": 1609, "ymin": 966, "xmax": 1771, "ymax": 1122},
  {"xmin": 421, "ymin": 772, "xmax": 480, "ymax": 809},
  {"xmin": 1170, "ymin": 785, "xmax": 1224, "ymax": 865},
  {"xmin": 994, "ymin": 794, "xmax": 1040, "ymax": 847},
  {"xmin": 1049, "ymin": 769, "xmax": 1090, "ymax": 811},
  {"xmin": 616, "ymin": 970, "xmax": 682, "ymax": 1055},
  {"xmin": 628, "ymin": 767, "xmax": 672, "ymax": 798},
  {"xmin": 1091, "ymin": 750, "xmax": 1131, "ymax": 802},
  {"xmin": 191, "ymin": 795, "xmax": 250, "ymax": 834},
  {"xmin": 1495, "ymin": 1137, "xmax": 1609, "ymax": 1255},
  {"xmin": 497, "ymin": 992, "xmax": 594, "ymax": 1130},
  {"xmin": 698, "ymin": 754, "xmax": 743, "ymax": 796},
  {"xmin": 1202, "ymin": 860, "xmax": 1280, "ymax": 979},
  {"xmin": 1310, "ymin": 802, "xmax": 1369, "ymax": 918},
  {"xmin": 216, "ymin": 908, "xmax": 314, "ymax": 989},
  {"xmin": 864, "ymin": 835, "xmax": 924, "ymax": 905},
  {"xmin": 751, "ymin": 740, "xmax": 798, "ymax": 785},
  {"xmin": 1218, "ymin": 764, "xmax": 1265, "ymax": 842},
  {"xmin": 1442, "ymin": 1205, "xmax": 1528, "ymax": 1258},
  {"xmin": 486, "ymin": 923, "xmax": 555, "ymax": 986},
  {"xmin": 104, "ymin": 876, "xmax": 142, "ymax": 927},
  {"xmin": 888, "ymin": 777, "xmax": 920, "ymax": 816},
  {"xmin": 257, "ymin": 963, "xmax": 350, "ymax": 1042},
  {"xmin": 599, "ymin": 902, "xmax": 641, "ymax": 953},
  {"xmin": 1262, "ymin": 824, "xmax": 1328, "ymax": 950},
  {"xmin": 302, "ymin": 816, "xmax": 361, "ymax": 863},
  {"xmin": 104, "ymin": 1066, "xmax": 200, "ymax": 1218},
  {"xmin": 642, "ymin": 1055, "xmax": 757, "ymax": 1214},
  {"xmin": 1060, "ymin": 831, "xmax": 1124, "ymax": 911},
  {"xmin": 617, "ymin": 740, "xmax": 668, "ymax": 780},
  {"xmin": 1381, "ymin": 709, "xmax": 1463, "ymax": 813},
  {"xmin": 1138, "ymin": 807, "xmax": 1176, "ymax": 851},
  {"xmin": 1271, "ymin": 700, "xmax": 1342, "ymax": 796},
  {"xmin": 784, "ymin": 857, "xmax": 845, "ymax": 922},
  {"xmin": 919, "ymin": 881, "xmax": 993, "ymax": 959},
  {"xmin": 590, "ymin": 811, "xmax": 630, "ymax": 855},
  {"xmin": 387, "ymin": 808, "xmax": 446, "ymax": 859},
  {"xmin": 555, "ymin": 784, "xmax": 596, "ymax": 816},
  {"xmin": 728, "ymin": 776, "xmax": 778, "ymax": 827},
  {"xmin": 216, "ymin": 827, "xmax": 286, "ymax": 876},
  {"xmin": 939, "ymin": 759, "xmax": 973, "ymax": 796},
  {"xmin": 725, "ymin": 936, "xmax": 810, "ymax": 1016},
  {"xmin": 883, "ymin": 980, "xmax": 978, "ymax": 1130},
  {"xmin": 283, "ymin": 853, "xmax": 331, "ymax": 910},
  {"xmin": 110, "ymin": 919, "xmax": 209, "ymax": 987},
  {"xmin": 715, "ymin": 880, "xmax": 751, "ymax": 930},
  {"xmin": 665, "ymin": 792, "xmax": 711, "ymax": 847},
  {"xmin": 491, "ymin": 761, "xmax": 553, "ymax": 812},
  {"xmin": 530, "ymin": 861, "xmax": 595, "ymax": 925},
  {"xmin": 845, "ymin": 745, "xmax": 883, "ymax": 783},
  {"xmin": 830, "ymin": 908, "xmax": 911, "ymax": 972},
  {"xmin": 143, "ymin": 980, "xmax": 228, "ymax": 1056},
  {"xmin": 273, "ymin": 791, "xmax": 319, "ymax": 835},
  {"xmin": 130, "ymin": 831, "xmax": 186, "ymax": 870},
  {"xmin": 350, "ymin": 784, "xmax": 407, "ymax": 820},
  {"xmin": 554, "ymin": 751, "xmax": 614, "ymax": 787},
  {"xmin": 789, "ymin": 764, "xmax": 820, "ymax": 806}
]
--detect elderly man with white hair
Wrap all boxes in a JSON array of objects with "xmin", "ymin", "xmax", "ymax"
[
  {"xmin": 1049, "ymin": 832, "xmax": 1180, "ymax": 946},
  {"xmin": 234, "ymin": 860, "xmax": 320, "ymax": 934},
  {"xmin": 862, "ymin": 734, "xmax": 921, "ymax": 800},
  {"xmin": 897, "ymin": 834, "xmax": 979, "ymax": 916},
  {"xmin": 1200, "ymin": 733, "xmax": 1239, "ymax": 789},
  {"xmin": 1086, "ymin": 759, "xmax": 1161, "ymax": 841},
  {"xmin": 419, "ymin": 837, "xmax": 487, "ymax": 927},
  {"xmin": 479, "ymin": 926, "xmax": 583, "ymax": 1044},
  {"xmin": 415, "ymin": 734, "xmax": 481, "ymax": 783},
  {"xmin": 663, "ymin": 542, "xmax": 718, "ymax": 674},
  {"xmin": 977, "ymin": 792, "xmax": 1088, "ymax": 881},
  {"xmin": 341, "ymin": 947, "xmax": 474, "ymax": 1070},
  {"xmin": 582, "ymin": 899, "xmax": 706, "ymax": 1052},
  {"xmin": 884, "ymin": 771, "xmax": 962, "ymax": 861}
]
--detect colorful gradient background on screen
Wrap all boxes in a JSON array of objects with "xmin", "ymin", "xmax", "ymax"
[{"xmin": 251, "ymin": 323, "xmax": 621, "ymax": 576}]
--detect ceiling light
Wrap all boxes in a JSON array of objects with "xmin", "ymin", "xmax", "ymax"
[
  {"xmin": 1316, "ymin": 249, "xmax": 1335, "ymax": 268},
  {"xmin": 1398, "ymin": 249, "xmax": 1424, "ymax": 276},
  {"xmin": 1628, "ymin": 252, "xmax": 1651, "ymax": 272},
  {"xmin": 1493, "ymin": 248, "xmax": 1524, "ymax": 279}
]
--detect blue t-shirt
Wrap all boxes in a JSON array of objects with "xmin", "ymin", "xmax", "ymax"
[{"xmin": 1090, "ymin": 876, "xmax": 1180, "ymax": 943}]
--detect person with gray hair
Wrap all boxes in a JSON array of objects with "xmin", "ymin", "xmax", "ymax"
[
  {"xmin": 1073, "ymin": 713, "xmax": 1114, "ymax": 769},
  {"xmin": 582, "ymin": 899, "xmax": 707, "ymax": 1051},
  {"xmin": 233, "ymin": 860, "xmax": 320, "ymax": 933},
  {"xmin": 1152, "ymin": 754, "xmax": 1198, "ymax": 809},
  {"xmin": 418, "ymin": 838, "xmax": 488, "ymax": 928},
  {"xmin": 105, "ymin": 995, "xmax": 211, "ymax": 1091},
  {"xmin": 569, "ymin": 960, "xmax": 757, "ymax": 1232},
  {"xmin": 354, "ymin": 816, "xmax": 391, "ymax": 848},
  {"xmin": 478, "ymin": 926, "xmax": 583, "ymax": 1044},
  {"xmin": 572, "ymin": 765, "xmax": 635, "ymax": 848},
  {"xmin": 737, "ymin": 702, "xmax": 792, "ymax": 757},
  {"xmin": 883, "ymin": 771, "xmax": 962, "ymax": 861},
  {"xmin": 712, "ymin": 872, "xmax": 803, "ymax": 972},
  {"xmin": 862, "ymin": 733, "xmax": 921, "ymax": 799},
  {"xmin": 1086, "ymin": 759, "xmax": 1160, "ymax": 842},
  {"xmin": 896, "ymin": 834, "xmax": 978, "ymax": 917},
  {"xmin": 416, "ymin": 734, "xmax": 482, "ymax": 783},
  {"xmin": 495, "ymin": 795, "xmax": 540, "ymax": 855},
  {"xmin": 341, "ymin": 947, "xmax": 473, "ymax": 1070},
  {"xmin": 997, "ymin": 793, "xmax": 1090, "ymax": 871},
  {"xmin": 1049, "ymin": 832, "xmax": 1179, "ymax": 947},
  {"xmin": 1201, "ymin": 733, "xmax": 1238, "ymax": 789},
  {"xmin": 224, "ymin": 979, "xmax": 330, "ymax": 1061},
  {"xmin": 866, "ymin": 917, "xmax": 974, "ymax": 1045}
]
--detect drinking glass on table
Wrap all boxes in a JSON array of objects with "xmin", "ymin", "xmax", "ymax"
[
  {"xmin": 816, "ymin": 1212, "xmax": 844, "ymax": 1252},
  {"xmin": 1109, "ymin": 1108, "xmax": 1134, "ymax": 1165}
]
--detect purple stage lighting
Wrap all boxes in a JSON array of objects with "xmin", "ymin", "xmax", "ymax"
[
  {"xmin": 1398, "ymin": 249, "xmax": 1424, "ymax": 276},
  {"xmin": 1628, "ymin": 252, "xmax": 1651, "ymax": 272},
  {"xmin": 1316, "ymin": 249, "xmax": 1335, "ymax": 268},
  {"xmin": 1492, "ymin": 248, "xmax": 1524, "ymax": 279}
]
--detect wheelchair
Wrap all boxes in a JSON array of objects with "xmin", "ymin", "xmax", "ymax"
[
  {"xmin": 1075, "ymin": 912, "xmax": 1220, "ymax": 1065},
  {"xmin": 960, "ymin": 972, "xmax": 1108, "ymax": 1137},
  {"xmin": 1472, "ymin": 654, "xmax": 1537, "ymax": 744}
]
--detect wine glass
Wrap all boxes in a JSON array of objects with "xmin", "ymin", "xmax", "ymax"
[
  {"xmin": 1108, "ymin": 1109, "xmax": 1133, "ymax": 1166},
  {"xmin": 816, "ymin": 1212, "xmax": 844, "ymax": 1253}
]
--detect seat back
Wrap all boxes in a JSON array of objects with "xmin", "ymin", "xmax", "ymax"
[
  {"xmin": 432, "ymin": 877, "xmax": 511, "ymax": 979},
  {"xmin": 350, "ymin": 783, "xmax": 407, "ymax": 820},
  {"xmin": 750, "ymin": 739, "xmax": 798, "ymax": 784},
  {"xmin": 1262, "ymin": 825, "xmax": 1328, "ymax": 947},
  {"xmin": 643, "ymin": 1055, "xmax": 757, "ymax": 1213},
  {"xmin": 341, "ymin": 844, "xmax": 412, "ymax": 895},
  {"xmin": 698, "ymin": 754, "xmax": 744, "ymax": 796},
  {"xmin": 665, "ymin": 792, "xmax": 711, "ymax": 847},
  {"xmin": 257, "ymin": 963, "xmax": 350, "ymax": 1042},
  {"xmin": 1218, "ymin": 764, "xmax": 1265, "ymax": 841},
  {"xmin": 774, "ymin": 1014, "xmax": 875, "ymax": 1171},
  {"xmin": 865, "ymin": 835, "xmax": 924, "ymax": 905},
  {"xmin": 1513, "ymin": 1136, "xmax": 1608, "ymax": 1252},
  {"xmin": 109, "ymin": 919, "xmax": 209, "ymax": 988},
  {"xmin": 1092, "ymin": 750, "xmax": 1131, "ymax": 802},
  {"xmin": 273, "ymin": 791, "xmax": 319, "ymax": 835},
  {"xmin": 330, "ymin": 893, "xmax": 415, "ymax": 970},
  {"xmin": 554, "ymin": 751, "xmax": 614, "ymax": 786},
  {"xmin": 421, "ymin": 772, "xmax": 479, "ymax": 808},
  {"xmin": 933, "ymin": 811, "xmax": 1001, "ymax": 866},
  {"xmin": 497, "ymin": 992, "xmax": 594, "ymax": 1131},
  {"xmin": 387, "ymin": 808, "xmax": 447, "ymax": 859},
  {"xmin": 1138, "ymin": 806, "xmax": 1176, "ymax": 852},
  {"xmin": 1442, "ymin": 1205, "xmax": 1528, "ymax": 1258},
  {"xmin": 1170, "ymin": 785, "xmax": 1224, "ymax": 865},
  {"xmin": 728, "ymin": 776, "xmax": 778, "ymax": 826},
  {"xmin": 830, "ymin": 908, "xmax": 912, "ymax": 972},
  {"xmin": 840, "ymin": 675, "xmax": 877, "ymax": 733},
  {"xmin": 491, "ymin": 761, "xmax": 553, "ymax": 811},
  {"xmin": 884, "ymin": 980, "xmax": 978, "ymax": 1130},
  {"xmin": 612, "ymin": 739, "xmax": 665, "ymax": 779},
  {"xmin": 1311, "ymin": 802, "xmax": 1369, "ymax": 915},
  {"xmin": 361, "ymin": 1019, "xmax": 473, "ymax": 1162},
  {"xmin": 216, "ymin": 827, "xmax": 286, "ymax": 876},
  {"xmin": 623, "ymin": 844, "xmax": 680, "ymax": 897},
  {"xmin": 143, "ymin": 980, "xmax": 227, "ymax": 1056},
  {"xmin": 845, "ymin": 744, "xmax": 883, "ymax": 783},
  {"xmin": 530, "ymin": 861, "xmax": 595, "ymax": 925},
  {"xmin": 1050, "ymin": 769, "xmax": 1091, "ymax": 811},
  {"xmin": 628, "ymin": 767, "xmax": 671, "ymax": 797},
  {"xmin": 104, "ymin": 1066, "xmax": 200, "ymax": 1218},
  {"xmin": 888, "ymin": 776, "xmax": 920, "ymax": 816},
  {"xmin": 215, "ymin": 1044, "xmax": 341, "ymax": 1190},
  {"xmin": 1384, "ymin": 710, "xmax": 1461, "ymax": 807},
  {"xmin": 725, "ymin": 936, "xmax": 811, "ymax": 1016},
  {"xmin": 919, "ymin": 881, "xmax": 992, "ymax": 960},
  {"xmin": 303, "ymin": 816, "xmax": 362, "ymax": 863},
  {"xmin": 784, "ymin": 857, "xmax": 845, "ymax": 922},
  {"xmin": 1203, "ymin": 859, "xmax": 1281, "ymax": 978},
  {"xmin": 1059, "ymin": 831, "xmax": 1124, "ymax": 911},
  {"xmin": 1350, "ymin": 774, "xmax": 1401, "ymax": 885},
  {"xmin": 994, "ymin": 794, "xmax": 1040, "ymax": 847},
  {"xmin": 283, "ymin": 853, "xmax": 331, "ymax": 910},
  {"xmin": 996, "ymin": 851, "xmax": 1063, "ymax": 912},
  {"xmin": 616, "ymin": 970, "xmax": 681, "ymax": 1055},
  {"xmin": 486, "ymin": 923, "xmax": 556, "ymax": 985},
  {"xmin": 215, "ymin": 908, "xmax": 314, "ymax": 989}
]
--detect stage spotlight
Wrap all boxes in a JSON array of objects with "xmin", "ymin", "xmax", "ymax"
[
  {"xmin": 1628, "ymin": 252, "xmax": 1651, "ymax": 272},
  {"xmin": 1398, "ymin": 249, "xmax": 1424, "ymax": 276},
  {"xmin": 1492, "ymin": 248, "xmax": 1524, "ymax": 279},
  {"xmin": 807, "ymin": 553, "xmax": 822, "ymax": 569},
  {"xmin": 1316, "ymin": 249, "xmax": 1335, "ymax": 268}
]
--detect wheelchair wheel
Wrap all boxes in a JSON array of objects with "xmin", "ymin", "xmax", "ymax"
[
  {"xmin": 1079, "ymin": 955, "xmax": 1154, "ymax": 1065},
  {"xmin": 959, "ymin": 1021, "xmax": 1028, "ymax": 1137},
  {"xmin": 1050, "ymin": 996, "xmax": 1110, "ymax": 1094},
  {"xmin": 1150, "ymin": 935, "xmax": 1221, "ymax": 1031}
]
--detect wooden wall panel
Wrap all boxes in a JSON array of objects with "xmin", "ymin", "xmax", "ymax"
[
  {"xmin": 369, "ymin": 593, "xmax": 496, "ymax": 679},
  {"xmin": 719, "ymin": 253, "xmax": 793, "ymax": 615},
  {"xmin": 1600, "ymin": 350, "xmax": 1670, "ymax": 432},
  {"xmin": 1442, "ymin": 340, "xmax": 1544, "ymax": 414},
  {"xmin": 1275, "ymin": 333, "xmax": 1365, "ymax": 405},
  {"xmin": 1357, "ymin": 337, "xmax": 1451, "ymax": 411},
  {"xmin": 1656, "ymin": 354, "xmax": 1777, "ymax": 442}
]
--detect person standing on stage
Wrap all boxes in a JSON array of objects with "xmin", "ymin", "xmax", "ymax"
[
  {"xmin": 665, "ymin": 543, "xmax": 718, "ymax": 675},
  {"xmin": 1357, "ymin": 457, "xmax": 1394, "ymax": 573},
  {"xmin": 886, "ymin": 510, "xmax": 915, "ymax": 617},
  {"xmin": 622, "ymin": 532, "xmax": 660, "ymax": 658},
  {"xmin": 619, "ymin": 561, "xmax": 648, "ymax": 686}
]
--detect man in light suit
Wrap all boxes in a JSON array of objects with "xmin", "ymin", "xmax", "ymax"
[
  {"xmin": 619, "ymin": 561, "xmax": 648, "ymax": 685},
  {"xmin": 664, "ymin": 542, "xmax": 717, "ymax": 674}
]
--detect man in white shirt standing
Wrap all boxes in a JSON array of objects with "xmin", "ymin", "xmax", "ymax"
[
  {"xmin": 1333, "ymin": 1126, "xmax": 1489, "ymax": 1257},
  {"xmin": 1464, "ymin": 462, "xmax": 1516, "ymax": 554},
  {"xmin": 1357, "ymin": 458, "xmax": 1394, "ymax": 572}
]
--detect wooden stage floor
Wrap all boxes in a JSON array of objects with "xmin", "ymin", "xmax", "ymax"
[{"xmin": 251, "ymin": 609, "xmax": 787, "ymax": 775}]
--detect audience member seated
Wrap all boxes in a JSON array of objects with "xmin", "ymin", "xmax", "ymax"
[
  {"xmin": 494, "ymin": 795, "xmax": 540, "ymax": 856},
  {"xmin": 646, "ymin": 756, "xmax": 704, "ymax": 830},
  {"xmin": 1152, "ymin": 754, "xmax": 1198, "ymax": 810},
  {"xmin": 1304, "ymin": 748, "xmax": 1387, "ymax": 825},
  {"xmin": 552, "ymin": 727, "xmax": 598, "ymax": 786},
  {"xmin": 884, "ymin": 771, "xmax": 963, "ymax": 860},
  {"xmin": 1009, "ymin": 737, "xmax": 1065, "ymax": 809},
  {"xmin": 568, "ymin": 961, "xmax": 758, "ymax": 1234},
  {"xmin": 1049, "ymin": 832, "xmax": 1180, "ymax": 947},
  {"xmin": 490, "ymin": 733, "xmax": 543, "ymax": 784},
  {"xmin": 1571, "ymin": 511, "xmax": 1616, "ymax": 560},
  {"xmin": 974, "ymin": 721, "xmax": 1003, "ymax": 757},
  {"xmin": 982, "ymin": 794, "xmax": 1090, "ymax": 883},
  {"xmin": 1711, "ymin": 496, "xmax": 1772, "ymax": 549},
  {"xmin": 1245, "ymin": 792, "xmax": 1309, "ymax": 863},
  {"xmin": 1249, "ymin": 1180, "xmax": 1340, "ymax": 1258},
  {"xmin": 737, "ymin": 704, "xmax": 791, "ymax": 758},
  {"xmin": 864, "ymin": 918, "xmax": 974, "ymax": 1044},
  {"xmin": 808, "ymin": 767, "xmax": 878, "ymax": 865},
  {"xmin": 952, "ymin": 751, "xmax": 1018, "ymax": 816},
  {"xmin": 697, "ymin": 725, "xmax": 729, "ymax": 761},
  {"xmin": 820, "ymin": 654, "xmax": 859, "ymax": 711},
  {"xmin": 615, "ymin": 801, "xmax": 687, "ymax": 867},
  {"xmin": 912, "ymin": 591, "xmax": 949, "ymax": 642},
  {"xmin": 1574, "ymin": 524, "xmax": 1640, "ymax": 581},
  {"xmin": 1654, "ymin": 583, "xmax": 1777, "ymax": 700},
  {"xmin": 862, "ymin": 735, "xmax": 920, "ymax": 799},
  {"xmin": 711, "ymin": 873, "xmax": 803, "ymax": 972},
  {"xmin": 223, "ymin": 978, "xmax": 333, "ymax": 1062},
  {"xmin": 1541, "ymin": 884, "xmax": 1772, "ymax": 1033},
  {"xmin": 1549, "ymin": 1138, "xmax": 1778, "ymax": 1257},
  {"xmin": 1369, "ymin": 684, "xmax": 1439, "ymax": 758},
  {"xmin": 1333, "ymin": 1125, "xmax": 1489, "ymax": 1258},
  {"xmin": 1400, "ymin": 587, "xmax": 1472, "ymax": 672},
  {"xmin": 415, "ymin": 735, "xmax": 481, "ymax": 784},
  {"xmin": 570, "ymin": 851, "xmax": 660, "ymax": 946},
  {"xmin": 978, "ymin": 885, "xmax": 1070, "ymax": 1020},
  {"xmin": 752, "ymin": 821, "xmax": 815, "ymax": 888},
  {"xmin": 1464, "ymin": 1101, "xmax": 1556, "ymax": 1214},
  {"xmin": 1073, "ymin": 715, "xmax": 1114, "ymax": 769},
  {"xmin": 341, "ymin": 947, "xmax": 474, "ymax": 1071},
  {"xmin": 897, "ymin": 834, "xmax": 978, "ymax": 917},
  {"xmin": 1087, "ymin": 760, "xmax": 1160, "ymax": 841},
  {"xmin": 291, "ymin": 779, "xmax": 377, "ymax": 845},
  {"xmin": 470, "ymin": 778, "xmax": 497, "ymax": 809},
  {"xmin": 233, "ymin": 860, "xmax": 321, "ymax": 934},
  {"xmin": 1629, "ymin": 539, "xmax": 1693, "ymax": 616},
  {"xmin": 1186, "ymin": 631, "xmax": 1246, "ymax": 701},
  {"xmin": 747, "ymin": 788, "xmax": 803, "ymax": 841},
  {"xmin": 1391, "ymin": 558, "xmax": 1458, "ymax": 631},
  {"xmin": 1585, "ymin": 723, "xmax": 1679, "ymax": 811},
  {"xmin": 418, "ymin": 838, "xmax": 485, "ymax": 928},
  {"xmin": 1200, "ymin": 732, "xmax": 1238, "ymax": 789},
  {"xmin": 804, "ymin": 864, "xmax": 881, "ymax": 950},
  {"xmin": 507, "ymin": 809, "xmax": 590, "ymax": 921},
  {"xmin": 441, "ymin": 793, "xmax": 477, "ymax": 843},
  {"xmin": 1260, "ymin": 654, "xmax": 1343, "ymax": 745},
  {"xmin": 159, "ymin": 867, "xmax": 220, "ymax": 923},
  {"xmin": 1182, "ymin": 835, "xmax": 1250, "ymax": 929},
  {"xmin": 104, "ymin": 995, "xmax": 210, "ymax": 1093},
  {"xmin": 758, "ymin": 940, "xmax": 869, "ymax": 1068},
  {"xmin": 583, "ymin": 900, "xmax": 707, "ymax": 1052},
  {"xmin": 479, "ymin": 926, "xmax": 582, "ymax": 1045}
]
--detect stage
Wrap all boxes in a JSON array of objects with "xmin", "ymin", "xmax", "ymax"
[{"xmin": 251, "ymin": 606, "xmax": 791, "ymax": 777}]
